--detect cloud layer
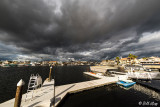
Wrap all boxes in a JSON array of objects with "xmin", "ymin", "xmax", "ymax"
[{"xmin": 0, "ymin": 0, "xmax": 160, "ymax": 61}]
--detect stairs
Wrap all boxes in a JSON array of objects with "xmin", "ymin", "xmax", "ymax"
[{"xmin": 25, "ymin": 74, "xmax": 38, "ymax": 101}]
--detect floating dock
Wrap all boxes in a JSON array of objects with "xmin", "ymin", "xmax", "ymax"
[{"xmin": 0, "ymin": 72, "xmax": 119, "ymax": 107}]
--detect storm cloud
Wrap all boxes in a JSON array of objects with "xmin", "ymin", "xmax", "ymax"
[{"xmin": 0, "ymin": 0, "xmax": 160, "ymax": 61}]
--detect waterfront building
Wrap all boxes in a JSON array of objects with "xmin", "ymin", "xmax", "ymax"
[
  {"xmin": 100, "ymin": 60, "xmax": 108, "ymax": 65},
  {"xmin": 139, "ymin": 56, "xmax": 160, "ymax": 69},
  {"xmin": 120, "ymin": 57, "xmax": 128, "ymax": 64},
  {"xmin": 49, "ymin": 61, "xmax": 57, "ymax": 65},
  {"xmin": 120, "ymin": 57, "xmax": 139, "ymax": 65},
  {"xmin": 139, "ymin": 56, "xmax": 160, "ymax": 64}
]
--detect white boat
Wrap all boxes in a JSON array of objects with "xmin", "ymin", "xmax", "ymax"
[
  {"xmin": 127, "ymin": 71, "xmax": 160, "ymax": 80},
  {"xmin": 96, "ymin": 73, "xmax": 103, "ymax": 76}
]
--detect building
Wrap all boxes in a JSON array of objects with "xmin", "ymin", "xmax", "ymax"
[
  {"xmin": 139, "ymin": 56, "xmax": 160, "ymax": 64},
  {"xmin": 120, "ymin": 58, "xmax": 128, "ymax": 64},
  {"xmin": 120, "ymin": 57, "xmax": 139, "ymax": 65},
  {"xmin": 49, "ymin": 61, "xmax": 57, "ymax": 65},
  {"xmin": 100, "ymin": 60, "xmax": 108, "ymax": 65}
]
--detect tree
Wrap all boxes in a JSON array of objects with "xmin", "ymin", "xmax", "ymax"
[
  {"xmin": 142, "ymin": 57, "xmax": 148, "ymax": 60},
  {"xmin": 128, "ymin": 54, "xmax": 138, "ymax": 65},
  {"xmin": 115, "ymin": 56, "xmax": 120, "ymax": 65}
]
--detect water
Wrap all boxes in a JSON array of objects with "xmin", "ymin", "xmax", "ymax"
[
  {"xmin": 58, "ymin": 84, "xmax": 160, "ymax": 107},
  {"xmin": 0, "ymin": 66, "xmax": 94, "ymax": 103},
  {"xmin": 1, "ymin": 66, "xmax": 160, "ymax": 106},
  {"xmin": 136, "ymin": 80, "xmax": 160, "ymax": 91}
]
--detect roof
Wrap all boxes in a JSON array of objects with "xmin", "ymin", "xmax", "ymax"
[
  {"xmin": 120, "ymin": 58, "xmax": 128, "ymax": 61},
  {"xmin": 49, "ymin": 61, "xmax": 57, "ymax": 63}
]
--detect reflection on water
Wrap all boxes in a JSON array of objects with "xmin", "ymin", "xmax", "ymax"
[
  {"xmin": 136, "ymin": 80, "xmax": 160, "ymax": 91},
  {"xmin": 133, "ymin": 84, "xmax": 160, "ymax": 101},
  {"xmin": 117, "ymin": 83, "xmax": 160, "ymax": 100},
  {"xmin": 119, "ymin": 85, "xmax": 133, "ymax": 90}
]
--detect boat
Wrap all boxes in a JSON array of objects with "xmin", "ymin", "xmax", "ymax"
[
  {"xmin": 9, "ymin": 64, "xmax": 18, "ymax": 67},
  {"xmin": 117, "ymin": 80, "xmax": 136, "ymax": 88},
  {"xmin": 1, "ymin": 64, "xmax": 10, "ymax": 67},
  {"xmin": 127, "ymin": 71, "xmax": 160, "ymax": 80},
  {"xmin": 96, "ymin": 73, "xmax": 103, "ymax": 76}
]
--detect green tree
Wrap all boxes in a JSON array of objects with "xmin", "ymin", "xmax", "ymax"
[
  {"xmin": 128, "ymin": 54, "xmax": 138, "ymax": 65},
  {"xmin": 115, "ymin": 56, "xmax": 120, "ymax": 65},
  {"xmin": 142, "ymin": 57, "xmax": 148, "ymax": 60}
]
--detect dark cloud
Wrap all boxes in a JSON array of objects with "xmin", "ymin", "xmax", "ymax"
[{"xmin": 0, "ymin": 0, "xmax": 160, "ymax": 60}]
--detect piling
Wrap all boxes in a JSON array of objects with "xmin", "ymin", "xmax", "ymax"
[
  {"xmin": 14, "ymin": 79, "xmax": 25, "ymax": 107},
  {"xmin": 53, "ymin": 66, "xmax": 55, "ymax": 107},
  {"xmin": 48, "ymin": 66, "xmax": 52, "ymax": 82}
]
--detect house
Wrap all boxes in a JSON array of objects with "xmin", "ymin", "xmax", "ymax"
[
  {"xmin": 120, "ymin": 58, "xmax": 128, "ymax": 64},
  {"xmin": 140, "ymin": 56, "xmax": 160, "ymax": 65},
  {"xmin": 49, "ymin": 61, "xmax": 57, "ymax": 65},
  {"xmin": 100, "ymin": 60, "xmax": 108, "ymax": 65},
  {"xmin": 120, "ymin": 57, "xmax": 139, "ymax": 65}
]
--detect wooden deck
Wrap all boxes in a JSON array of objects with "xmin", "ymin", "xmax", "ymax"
[{"xmin": 0, "ymin": 72, "xmax": 119, "ymax": 107}]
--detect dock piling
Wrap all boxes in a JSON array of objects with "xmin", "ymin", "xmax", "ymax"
[
  {"xmin": 48, "ymin": 66, "xmax": 52, "ymax": 82},
  {"xmin": 14, "ymin": 79, "xmax": 25, "ymax": 107}
]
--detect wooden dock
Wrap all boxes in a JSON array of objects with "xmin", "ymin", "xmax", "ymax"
[{"xmin": 0, "ymin": 72, "xmax": 119, "ymax": 107}]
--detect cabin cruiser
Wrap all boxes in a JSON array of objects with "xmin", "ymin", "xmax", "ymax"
[{"xmin": 127, "ymin": 67, "xmax": 160, "ymax": 80}]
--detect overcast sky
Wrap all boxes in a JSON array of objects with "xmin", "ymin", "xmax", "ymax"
[{"xmin": 0, "ymin": 0, "xmax": 160, "ymax": 61}]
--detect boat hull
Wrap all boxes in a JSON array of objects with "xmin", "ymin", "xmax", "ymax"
[{"xmin": 127, "ymin": 72, "xmax": 160, "ymax": 80}]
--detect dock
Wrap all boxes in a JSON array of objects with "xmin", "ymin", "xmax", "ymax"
[
  {"xmin": 0, "ymin": 72, "xmax": 119, "ymax": 107},
  {"xmin": 109, "ymin": 71, "xmax": 127, "ymax": 75},
  {"xmin": 90, "ymin": 66, "xmax": 118, "ymax": 73}
]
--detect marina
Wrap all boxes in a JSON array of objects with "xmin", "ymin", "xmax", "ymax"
[
  {"xmin": 0, "ymin": 64, "xmax": 160, "ymax": 107},
  {"xmin": 0, "ymin": 1, "xmax": 160, "ymax": 107},
  {"xmin": 0, "ymin": 71, "xmax": 120, "ymax": 107}
]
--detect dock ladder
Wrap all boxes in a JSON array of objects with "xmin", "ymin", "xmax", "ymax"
[{"xmin": 25, "ymin": 74, "xmax": 38, "ymax": 101}]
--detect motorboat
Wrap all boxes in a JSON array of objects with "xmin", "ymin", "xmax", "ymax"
[
  {"xmin": 127, "ymin": 71, "xmax": 160, "ymax": 80},
  {"xmin": 117, "ymin": 80, "xmax": 136, "ymax": 88}
]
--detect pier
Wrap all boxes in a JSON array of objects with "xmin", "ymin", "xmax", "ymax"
[
  {"xmin": 90, "ymin": 66, "xmax": 118, "ymax": 73},
  {"xmin": 0, "ymin": 72, "xmax": 119, "ymax": 107}
]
